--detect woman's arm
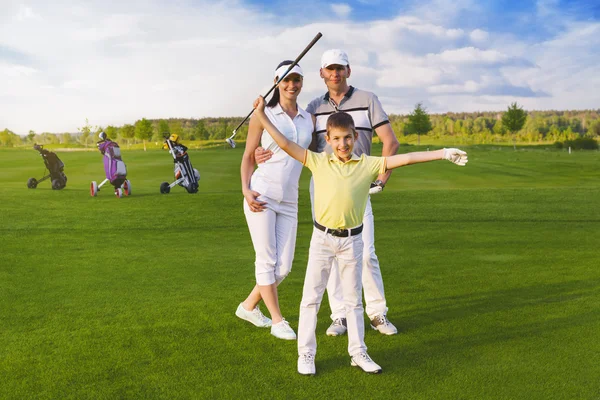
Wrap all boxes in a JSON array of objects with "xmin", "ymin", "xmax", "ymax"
[
  {"xmin": 253, "ymin": 96, "xmax": 306, "ymax": 163},
  {"xmin": 241, "ymin": 114, "xmax": 267, "ymax": 212},
  {"xmin": 386, "ymin": 148, "xmax": 467, "ymax": 170}
]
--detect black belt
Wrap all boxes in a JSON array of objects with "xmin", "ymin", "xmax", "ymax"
[{"xmin": 314, "ymin": 221, "xmax": 363, "ymax": 237}]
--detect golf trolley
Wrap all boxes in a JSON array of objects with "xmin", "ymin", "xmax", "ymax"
[
  {"xmin": 160, "ymin": 135, "xmax": 199, "ymax": 194},
  {"xmin": 90, "ymin": 133, "xmax": 131, "ymax": 198},
  {"xmin": 27, "ymin": 144, "xmax": 68, "ymax": 190}
]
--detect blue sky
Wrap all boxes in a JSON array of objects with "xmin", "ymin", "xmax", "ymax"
[{"xmin": 1, "ymin": 0, "xmax": 599, "ymax": 134}]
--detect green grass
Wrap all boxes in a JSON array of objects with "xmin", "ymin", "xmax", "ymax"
[{"xmin": 1, "ymin": 145, "xmax": 599, "ymax": 399}]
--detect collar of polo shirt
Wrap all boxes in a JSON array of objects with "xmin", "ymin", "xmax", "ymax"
[{"xmin": 328, "ymin": 152, "xmax": 360, "ymax": 163}]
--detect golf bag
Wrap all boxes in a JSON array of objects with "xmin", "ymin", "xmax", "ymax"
[
  {"xmin": 90, "ymin": 136, "xmax": 131, "ymax": 198},
  {"xmin": 160, "ymin": 137, "xmax": 199, "ymax": 194},
  {"xmin": 27, "ymin": 144, "xmax": 68, "ymax": 190}
]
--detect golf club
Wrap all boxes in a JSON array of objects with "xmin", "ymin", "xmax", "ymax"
[{"xmin": 226, "ymin": 32, "xmax": 323, "ymax": 148}]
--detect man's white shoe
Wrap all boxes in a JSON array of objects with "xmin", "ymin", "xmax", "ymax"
[
  {"xmin": 235, "ymin": 303, "xmax": 272, "ymax": 328},
  {"xmin": 297, "ymin": 353, "xmax": 316, "ymax": 375},
  {"xmin": 326, "ymin": 318, "xmax": 347, "ymax": 336},
  {"xmin": 351, "ymin": 352, "xmax": 382, "ymax": 374},
  {"xmin": 370, "ymin": 314, "xmax": 398, "ymax": 335},
  {"xmin": 271, "ymin": 318, "xmax": 297, "ymax": 340}
]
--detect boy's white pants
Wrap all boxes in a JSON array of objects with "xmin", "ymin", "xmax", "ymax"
[
  {"xmin": 309, "ymin": 179, "xmax": 388, "ymax": 320},
  {"xmin": 297, "ymin": 227, "xmax": 367, "ymax": 357},
  {"xmin": 243, "ymin": 197, "xmax": 298, "ymax": 286},
  {"xmin": 327, "ymin": 197, "xmax": 388, "ymax": 320}
]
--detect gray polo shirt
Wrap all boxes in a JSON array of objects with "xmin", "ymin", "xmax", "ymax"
[{"xmin": 305, "ymin": 86, "xmax": 390, "ymax": 156}]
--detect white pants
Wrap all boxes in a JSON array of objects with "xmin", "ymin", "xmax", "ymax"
[
  {"xmin": 298, "ymin": 228, "xmax": 366, "ymax": 357},
  {"xmin": 243, "ymin": 196, "xmax": 298, "ymax": 286},
  {"xmin": 309, "ymin": 179, "xmax": 388, "ymax": 320}
]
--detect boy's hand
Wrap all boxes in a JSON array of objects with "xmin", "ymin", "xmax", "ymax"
[
  {"xmin": 254, "ymin": 147, "xmax": 273, "ymax": 164},
  {"xmin": 369, "ymin": 180, "xmax": 384, "ymax": 194},
  {"xmin": 442, "ymin": 148, "xmax": 468, "ymax": 166},
  {"xmin": 253, "ymin": 96, "xmax": 266, "ymax": 114}
]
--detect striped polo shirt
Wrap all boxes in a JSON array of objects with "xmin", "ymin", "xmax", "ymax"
[{"xmin": 305, "ymin": 86, "xmax": 390, "ymax": 156}]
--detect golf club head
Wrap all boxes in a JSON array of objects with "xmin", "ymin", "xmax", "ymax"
[{"xmin": 226, "ymin": 138, "xmax": 236, "ymax": 148}]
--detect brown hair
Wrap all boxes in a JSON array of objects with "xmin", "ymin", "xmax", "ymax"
[{"xmin": 326, "ymin": 112, "xmax": 356, "ymax": 137}]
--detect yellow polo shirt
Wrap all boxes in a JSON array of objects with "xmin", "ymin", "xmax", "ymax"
[{"xmin": 304, "ymin": 151, "xmax": 386, "ymax": 229}]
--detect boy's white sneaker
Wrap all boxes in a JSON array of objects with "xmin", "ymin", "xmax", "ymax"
[
  {"xmin": 351, "ymin": 352, "xmax": 382, "ymax": 374},
  {"xmin": 297, "ymin": 353, "xmax": 316, "ymax": 375},
  {"xmin": 370, "ymin": 314, "xmax": 398, "ymax": 335},
  {"xmin": 271, "ymin": 319, "xmax": 296, "ymax": 340},
  {"xmin": 326, "ymin": 318, "xmax": 347, "ymax": 336},
  {"xmin": 235, "ymin": 303, "xmax": 272, "ymax": 328}
]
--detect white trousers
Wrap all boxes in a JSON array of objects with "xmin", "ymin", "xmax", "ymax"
[
  {"xmin": 298, "ymin": 228, "xmax": 366, "ymax": 357},
  {"xmin": 309, "ymin": 179, "xmax": 388, "ymax": 320},
  {"xmin": 243, "ymin": 196, "xmax": 298, "ymax": 286}
]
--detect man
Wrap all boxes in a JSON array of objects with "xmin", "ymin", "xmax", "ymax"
[
  {"xmin": 256, "ymin": 49, "xmax": 400, "ymax": 336},
  {"xmin": 306, "ymin": 49, "xmax": 400, "ymax": 336}
]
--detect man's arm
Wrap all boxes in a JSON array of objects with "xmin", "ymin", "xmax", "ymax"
[
  {"xmin": 253, "ymin": 97, "xmax": 306, "ymax": 163},
  {"xmin": 374, "ymin": 122, "xmax": 400, "ymax": 185}
]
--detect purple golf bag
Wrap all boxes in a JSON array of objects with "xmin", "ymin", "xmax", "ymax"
[{"xmin": 90, "ymin": 134, "xmax": 131, "ymax": 198}]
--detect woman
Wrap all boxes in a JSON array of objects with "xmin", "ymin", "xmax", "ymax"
[{"xmin": 235, "ymin": 60, "xmax": 314, "ymax": 340}]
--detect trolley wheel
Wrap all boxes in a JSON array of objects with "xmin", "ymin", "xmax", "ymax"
[
  {"xmin": 51, "ymin": 179, "xmax": 61, "ymax": 190},
  {"xmin": 160, "ymin": 182, "xmax": 171, "ymax": 194},
  {"xmin": 115, "ymin": 188, "xmax": 124, "ymax": 198},
  {"xmin": 27, "ymin": 178, "xmax": 38, "ymax": 189},
  {"xmin": 187, "ymin": 183, "xmax": 199, "ymax": 194},
  {"xmin": 123, "ymin": 180, "xmax": 132, "ymax": 196},
  {"xmin": 90, "ymin": 181, "xmax": 98, "ymax": 197}
]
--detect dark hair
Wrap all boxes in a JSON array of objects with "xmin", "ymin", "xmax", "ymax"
[
  {"xmin": 266, "ymin": 60, "xmax": 299, "ymax": 108},
  {"xmin": 326, "ymin": 112, "xmax": 355, "ymax": 136}
]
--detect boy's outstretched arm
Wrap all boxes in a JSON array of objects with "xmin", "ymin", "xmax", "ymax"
[
  {"xmin": 386, "ymin": 148, "xmax": 468, "ymax": 170},
  {"xmin": 253, "ymin": 96, "xmax": 306, "ymax": 163}
]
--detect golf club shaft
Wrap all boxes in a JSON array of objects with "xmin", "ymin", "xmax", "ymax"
[{"xmin": 230, "ymin": 32, "xmax": 323, "ymax": 138}]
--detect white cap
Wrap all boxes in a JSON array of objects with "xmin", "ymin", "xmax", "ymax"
[
  {"xmin": 275, "ymin": 64, "xmax": 304, "ymax": 79},
  {"xmin": 321, "ymin": 49, "xmax": 349, "ymax": 68}
]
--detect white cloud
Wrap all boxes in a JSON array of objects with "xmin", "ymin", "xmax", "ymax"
[
  {"xmin": 470, "ymin": 29, "xmax": 489, "ymax": 43},
  {"xmin": 0, "ymin": 1, "xmax": 598, "ymax": 133},
  {"xmin": 331, "ymin": 3, "xmax": 352, "ymax": 19}
]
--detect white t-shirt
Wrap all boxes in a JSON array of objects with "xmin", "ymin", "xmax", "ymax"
[{"xmin": 250, "ymin": 103, "xmax": 313, "ymax": 203}]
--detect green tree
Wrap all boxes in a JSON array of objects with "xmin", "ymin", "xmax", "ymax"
[
  {"xmin": 406, "ymin": 102, "xmax": 432, "ymax": 145},
  {"xmin": 501, "ymin": 102, "xmax": 527, "ymax": 149},
  {"xmin": 27, "ymin": 130, "xmax": 36, "ymax": 144},
  {"xmin": 135, "ymin": 118, "xmax": 153, "ymax": 151},
  {"xmin": 121, "ymin": 124, "xmax": 135, "ymax": 146},
  {"xmin": 105, "ymin": 125, "xmax": 118, "ymax": 140},
  {"xmin": 158, "ymin": 120, "xmax": 170, "ymax": 137},
  {"xmin": 78, "ymin": 118, "xmax": 92, "ymax": 148}
]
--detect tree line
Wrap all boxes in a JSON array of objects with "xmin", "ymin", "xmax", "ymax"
[{"xmin": 1, "ymin": 104, "xmax": 599, "ymax": 148}]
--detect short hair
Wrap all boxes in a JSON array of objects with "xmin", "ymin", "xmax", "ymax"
[{"xmin": 326, "ymin": 112, "xmax": 355, "ymax": 136}]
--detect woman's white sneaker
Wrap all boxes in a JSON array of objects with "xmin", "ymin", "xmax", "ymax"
[
  {"xmin": 326, "ymin": 318, "xmax": 347, "ymax": 336},
  {"xmin": 270, "ymin": 318, "xmax": 296, "ymax": 340},
  {"xmin": 350, "ymin": 352, "xmax": 382, "ymax": 374},
  {"xmin": 235, "ymin": 303, "xmax": 272, "ymax": 328},
  {"xmin": 298, "ymin": 353, "xmax": 316, "ymax": 375}
]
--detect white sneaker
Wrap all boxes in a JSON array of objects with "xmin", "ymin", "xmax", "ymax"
[
  {"xmin": 370, "ymin": 314, "xmax": 398, "ymax": 335},
  {"xmin": 351, "ymin": 352, "xmax": 382, "ymax": 374},
  {"xmin": 270, "ymin": 318, "xmax": 296, "ymax": 340},
  {"xmin": 297, "ymin": 353, "xmax": 316, "ymax": 375},
  {"xmin": 235, "ymin": 303, "xmax": 272, "ymax": 328},
  {"xmin": 326, "ymin": 318, "xmax": 347, "ymax": 336}
]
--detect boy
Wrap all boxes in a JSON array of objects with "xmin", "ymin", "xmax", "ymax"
[{"xmin": 252, "ymin": 96, "xmax": 467, "ymax": 375}]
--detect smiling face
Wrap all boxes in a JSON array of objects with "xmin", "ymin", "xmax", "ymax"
[
  {"xmin": 275, "ymin": 73, "xmax": 303, "ymax": 101},
  {"xmin": 326, "ymin": 127, "xmax": 357, "ymax": 162}
]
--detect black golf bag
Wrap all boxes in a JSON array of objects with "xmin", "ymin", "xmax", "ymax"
[
  {"xmin": 160, "ymin": 137, "xmax": 200, "ymax": 194},
  {"xmin": 27, "ymin": 144, "xmax": 67, "ymax": 190}
]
